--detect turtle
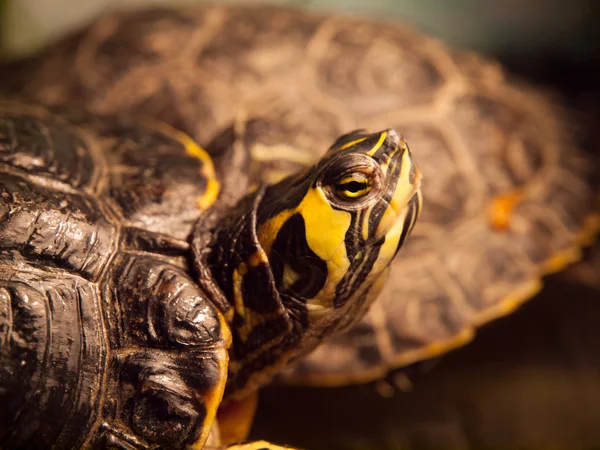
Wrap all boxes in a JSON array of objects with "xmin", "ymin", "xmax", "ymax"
[
  {"xmin": 0, "ymin": 97, "xmax": 422, "ymax": 450},
  {"xmin": 1, "ymin": 0, "xmax": 599, "ymax": 440}
]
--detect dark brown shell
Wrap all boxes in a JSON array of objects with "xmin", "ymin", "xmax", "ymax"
[{"xmin": 0, "ymin": 100, "xmax": 229, "ymax": 448}]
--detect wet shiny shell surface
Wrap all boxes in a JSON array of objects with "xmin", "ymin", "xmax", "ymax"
[{"xmin": 0, "ymin": 100, "xmax": 229, "ymax": 448}]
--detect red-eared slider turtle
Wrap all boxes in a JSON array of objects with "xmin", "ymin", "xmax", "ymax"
[
  {"xmin": 1, "ymin": 1, "xmax": 598, "ymax": 442},
  {"xmin": 0, "ymin": 99, "xmax": 422, "ymax": 449}
]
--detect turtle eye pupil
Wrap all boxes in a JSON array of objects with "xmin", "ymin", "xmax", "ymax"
[
  {"xmin": 335, "ymin": 173, "xmax": 372, "ymax": 199},
  {"xmin": 344, "ymin": 181, "xmax": 367, "ymax": 193}
]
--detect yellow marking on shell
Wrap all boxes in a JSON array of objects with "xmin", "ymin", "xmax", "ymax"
[
  {"xmin": 537, "ymin": 212, "xmax": 600, "ymax": 278},
  {"xmin": 250, "ymin": 144, "xmax": 317, "ymax": 184},
  {"xmin": 217, "ymin": 390, "xmax": 259, "ymax": 445},
  {"xmin": 197, "ymin": 178, "xmax": 220, "ymax": 210},
  {"xmin": 247, "ymin": 183, "xmax": 261, "ymax": 194},
  {"xmin": 474, "ymin": 278, "xmax": 542, "ymax": 327},
  {"xmin": 376, "ymin": 149, "xmax": 421, "ymax": 237},
  {"xmin": 337, "ymin": 136, "xmax": 368, "ymax": 151},
  {"xmin": 262, "ymin": 170, "xmax": 295, "ymax": 185},
  {"xmin": 190, "ymin": 345, "xmax": 230, "ymax": 449},
  {"xmin": 250, "ymin": 143, "xmax": 318, "ymax": 166},
  {"xmin": 488, "ymin": 189, "xmax": 524, "ymax": 231},
  {"xmin": 415, "ymin": 328, "xmax": 475, "ymax": 361},
  {"xmin": 145, "ymin": 117, "xmax": 221, "ymax": 211},
  {"xmin": 280, "ymin": 327, "xmax": 474, "ymax": 388},
  {"xmin": 366, "ymin": 130, "xmax": 387, "ymax": 156},
  {"xmin": 542, "ymin": 247, "xmax": 582, "ymax": 275}
]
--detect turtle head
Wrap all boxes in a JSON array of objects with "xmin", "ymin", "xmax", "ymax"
[
  {"xmin": 256, "ymin": 128, "xmax": 422, "ymax": 319},
  {"xmin": 200, "ymin": 129, "xmax": 421, "ymax": 399}
]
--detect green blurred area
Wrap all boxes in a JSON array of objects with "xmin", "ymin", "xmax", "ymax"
[{"xmin": 0, "ymin": 0, "xmax": 597, "ymax": 60}]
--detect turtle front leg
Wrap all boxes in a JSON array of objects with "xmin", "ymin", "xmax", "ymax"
[
  {"xmin": 94, "ymin": 346, "xmax": 229, "ymax": 449},
  {"xmin": 204, "ymin": 394, "xmax": 301, "ymax": 450},
  {"xmin": 216, "ymin": 391, "xmax": 259, "ymax": 445},
  {"xmin": 92, "ymin": 254, "xmax": 231, "ymax": 449}
]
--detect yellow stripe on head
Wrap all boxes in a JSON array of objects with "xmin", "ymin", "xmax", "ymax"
[
  {"xmin": 366, "ymin": 130, "xmax": 388, "ymax": 156},
  {"xmin": 376, "ymin": 146, "xmax": 421, "ymax": 237}
]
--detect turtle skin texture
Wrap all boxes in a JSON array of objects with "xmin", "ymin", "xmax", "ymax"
[
  {"xmin": 0, "ymin": 100, "xmax": 231, "ymax": 448},
  {"xmin": 2, "ymin": 3, "xmax": 598, "ymax": 385}
]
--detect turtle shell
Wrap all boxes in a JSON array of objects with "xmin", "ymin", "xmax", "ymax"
[
  {"xmin": 2, "ymin": 4, "xmax": 598, "ymax": 384},
  {"xmin": 0, "ymin": 100, "xmax": 231, "ymax": 448}
]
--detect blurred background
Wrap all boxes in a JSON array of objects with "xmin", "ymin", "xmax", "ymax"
[
  {"xmin": 2, "ymin": 0, "xmax": 599, "ymax": 129},
  {"xmin": 0, "ymin": 0, "xmax": 598, "ymax": 58},
  {"xmin": 1, "ymin": 1, "xmax": 598, "ymax": 449}
]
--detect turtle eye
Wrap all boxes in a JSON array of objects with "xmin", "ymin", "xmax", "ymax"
[{"xmin": 335, "ymin": 172, "xmax": 372, "ymax": 199}]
